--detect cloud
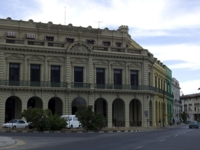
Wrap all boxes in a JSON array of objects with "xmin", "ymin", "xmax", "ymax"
[
  {"xmin": 10, "ymin": 0, "xmax": 199, "ymax": 31},
  {"xmin": 144, "ymin": 44, "xmax": 200, "ymax": 70},
  {"xmin": 180, "ymin": 80, "xmax": 200, "ymax": 95}
]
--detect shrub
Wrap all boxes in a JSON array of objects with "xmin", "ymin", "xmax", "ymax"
[
  {"xmin": 21, "ymin": 108, "xmax": 66, "ymax": 131},
  {"xmin": 76, "ymin": 105, "xmax": 106, "ymax": 131}
]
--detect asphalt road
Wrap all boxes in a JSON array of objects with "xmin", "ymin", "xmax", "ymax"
[{"xmin": 1, "ymin": 125, "xmax": 200, "ymax": 150}]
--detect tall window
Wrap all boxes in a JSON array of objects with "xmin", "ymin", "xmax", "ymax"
[
  {"xmin": 31, "ymin": 64, "xmax": 40, "ymax": 86},
  {"xmin": 130, "ymin": 70, "xmax": 138, "ymax": 86},
  {"xmin": 148, "ymin": 72, "xmax": 151, "ymax": 86},
  {"xmin": 155, "ymin": 76, "xmax": 157, "ymax": 88},
  {"xmin": 74, "ymin": 67, "xmax": 83, "ymax": 83},
  {"xmin": 158, "ymin": 78, "xmax": 160, "ymax": 89},
  {"xmin": 114, "ymin": 69, "xmax": 122, "ymax": 89},
  {"xmin": 9, "ymin": 63, "xmax": 20, "ymax": 85},
  {"xmin": 96, "ymin": 68, "xmax": 105, "ymax": 84},
  {"xmin": 51, "ymin": 65, "xmax": 60, "ymax": 87}
]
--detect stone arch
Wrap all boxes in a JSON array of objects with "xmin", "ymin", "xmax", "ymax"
[
  {"xmin": 129, "ymin": 99, "xmax": 142, "ymax": 127},
  {"xmin": 48, "ymin": 97, "xmax": 63, "ymax": 115},
  {"xmin": 94, "ymin": 98, "xmax": 108, "ymax": 126},
  {"xmin": 5, "ymin": 96, "xmax": 22, "ymax": 122},
  {"xmin": 27, "ymin": 96, "xmax": 43, "ymax": 109},
  {"xmin": 155, "ymin": 101, "xmax": 158, "ymax": 125},
  {"xmin": 149, "ymin": 100, "xmax": 153, "ymax": 126},
  {"xmin": 112, "ymin": 98, "xmax": 125, "ymax": 127},
  {"xmin": 67, "ymin": 41, "xmax": 92, "ymax": 52},
  {"xmin": 72, "ymin": 97, "xmax": 87, "ymax": 114}
]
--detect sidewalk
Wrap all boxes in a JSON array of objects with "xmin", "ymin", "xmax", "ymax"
[{"xmin": 0, "ymin": 136, "xmax": 16, "ymax": 149}]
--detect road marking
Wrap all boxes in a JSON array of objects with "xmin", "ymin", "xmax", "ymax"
[
  {"xmin": 1, "ymin": 139, "xmax": 25, "ymax": 149},
  {"xmin": 175, "ymin": 135, "xmax": 178, "ymax": 137},
  {"xmin": 159, "ymin": 139, "xmax": 165, "ymax": 141},
  {"xmin": 134, "ymin": 146, "xmax": 143, "ymax": 149}
]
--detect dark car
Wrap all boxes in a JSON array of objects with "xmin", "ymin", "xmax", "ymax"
[{"xmin": 189, "ymin": 121, "xmax": 199, "ymax": 129}]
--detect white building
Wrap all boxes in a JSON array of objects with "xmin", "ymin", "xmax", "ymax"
[{"xmin": 172, "ymin": 78, "xmax": 181, "ymax": 123}]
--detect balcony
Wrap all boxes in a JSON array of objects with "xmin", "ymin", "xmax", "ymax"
[{"xmin": 0, "ymin": 80, "xmax": 174, "ymax": 97}]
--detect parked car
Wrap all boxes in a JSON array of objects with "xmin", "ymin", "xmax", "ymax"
[
  {"xmin": 189, "ymin": 121, "xmax": 199, "ymax": 129},
  {"xmin": 2, "ymin": 119, "xmax": 29, "ymax": 129},
  {"xmin": 60, "ymin": 115, "xmax": 81, "ymax": 128}
]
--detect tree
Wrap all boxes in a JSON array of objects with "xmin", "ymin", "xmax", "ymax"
[
  {"xmin": 76, "ymin": 105, "xmax": 106, "ymax": 131},
  {"xmin": 180, "ymin": 111, "xmax": 189, "ymax": 123},
  {"xmin": 21, "ymin": 108, "xmax": 66, "ymax": 131}
]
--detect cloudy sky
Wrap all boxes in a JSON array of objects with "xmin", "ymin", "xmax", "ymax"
[{"xmin": 0, "ymin": 0, "xmax": 200, "ymax": 95}]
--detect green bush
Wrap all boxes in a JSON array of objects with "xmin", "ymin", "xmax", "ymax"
[
  {"xmin": 76, "ymin": 105, "xmax": 106, "ymax": 131},
  {"xmin": 49, "ymin": 114, "xmax": 66, "ymax": 131},
  {"xmin": 21, "ymin": 108, "xmax": 66, "ymax": 131}
]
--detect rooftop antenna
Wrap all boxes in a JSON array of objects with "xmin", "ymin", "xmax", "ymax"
[
  {"xmin": 94, "ymin": 21, "xmax": 103, "ymax": 28},
  {"xmin": 64, "ymin": 6, "xmax": 66, "ymax": 25}
]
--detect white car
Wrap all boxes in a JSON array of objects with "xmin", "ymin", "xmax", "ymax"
[
  {"xmin": 60, "ymin": 115, "xmax": 81, "ymax": 128},
  {"xmin": 2, "ymin": 119, "xmax": 29, "ymax": 129}
]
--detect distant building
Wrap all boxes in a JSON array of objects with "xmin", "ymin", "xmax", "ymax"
[
  {"xmin": 172, "ymin": 78, "xmax": 181, "ymax": 123},
  {"xmin": 180, "ymin": 93, "xmax": 200, "ymax": 121}
]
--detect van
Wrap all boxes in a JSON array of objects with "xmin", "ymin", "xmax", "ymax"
[{"xmin": 60, "ymin": 115, "xmax": 81, "ymax": 128}]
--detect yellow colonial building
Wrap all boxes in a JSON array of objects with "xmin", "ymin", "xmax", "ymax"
[{"xmin": 0, "ymin": 17, "xmax": 173, "ymax": 128}]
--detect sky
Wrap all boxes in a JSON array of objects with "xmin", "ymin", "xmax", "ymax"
[{"xmin": 0, "ymin": 0, "xmax": 200, "ymax": 95}]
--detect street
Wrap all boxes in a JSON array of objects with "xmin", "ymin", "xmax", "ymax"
[{"xmin": 0, "ymin": 124, "xmax": 199, "ymax": 150}]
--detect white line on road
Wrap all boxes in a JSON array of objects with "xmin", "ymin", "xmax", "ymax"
[
  {"xmin": 159, "ymin": 139, "xmax": 165, "ymax": 141},
  {"xmin": 134, "ymin": 146, "xmax": 143, "ymax": 149}
]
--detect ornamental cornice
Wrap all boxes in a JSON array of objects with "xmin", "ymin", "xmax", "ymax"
[{"xmin": 0, "ymin": 86, "xmax": 157, "ymax": 95}]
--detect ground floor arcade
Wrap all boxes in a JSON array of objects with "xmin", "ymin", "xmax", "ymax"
[{"xmin": 0, "ymin": 89, "xmax": 169, "ymax": 128}]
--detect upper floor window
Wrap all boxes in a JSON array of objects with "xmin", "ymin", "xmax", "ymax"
[
  {"xmin": 6, "ymin": 31, "xmax": 16, "ymax": 38},
  {"xmin": 130, "ymin": 70, "xmax": 138, "ymax": 86},
  {"xmin": 87, "ymin": 40, "xmax": 95, "ymax": 45},
  {"xmin": 74, "ymin": 67, "xmax": 83, "ymax": 83},
  {"xmin": 46, "ymin": 36, "xmax": 54, "ymax": 41},
  {"xmin": 114, "ymin": 69, "xmax": 122, "ymax": 85},
  {"xmin": 30, "ymin": 64, "xmax": 40, "ymax": 86},
  {"xmin": 66, "ymin": 38, "xmax": 74, "ymax": 43},
  {"xmin": 96, "ymin": 68, "xmax": 105, "ymax": 84},
  {"xmin": 103, "ymin": 41, "xmax": 111, "ymax": 46},
  {"xmin": 116, "ymin": 42, "xmax": 122, "ymax": 47},
  {"xmin": 26, "ymin": 33, "xmax": 36, "ymax": 39},
  {"xmin": 155, "ymin": 76, "xmax": 157, "ymax": 88},
  {"xmin": 9, "ymin": 63, "xmax": 20, "ymax": 82},
  {"xmin": 51, "ymin": 65, "xmax": 60, "ymax": 83}
]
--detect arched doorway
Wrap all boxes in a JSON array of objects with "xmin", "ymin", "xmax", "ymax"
[
  {"xmin": 72, "ymin": 97, "xmax": 87, "ymax": 114},
  {"xmin": 94, "ymin": 98, "xmax": 107, "ymax": 126},
  {"xmin": 149, "ymin": 100, "xmax": 153, "ymax": 126},
  {"xmin": 5, "ymin": 96, "xmax": 22, "ymax": 123},
  {"xmin": 129, "ymin": 99, "xmax": 142, "ymax": 127},
  {"xmin": 112, "ymin": 98, "xmax": 125, "ymax": 127},
  {"xmin": 48, "ymin": 97, "xmax": 63, "ymax": 115},
  {"xmin": 27, "ymin": 97, "xmax": 43, "ymax": 109}
]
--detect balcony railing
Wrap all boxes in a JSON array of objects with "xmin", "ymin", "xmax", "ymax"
[
  {"xmin": 0, "ymin": 80, "xmax": 174, "ymax": 98},
  {"xmin": 71, "ymin": 82, "xmax": 90, "ymax": 88}
]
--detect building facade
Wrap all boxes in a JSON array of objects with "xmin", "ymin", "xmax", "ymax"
[
  {"xmin": 0, "ymin": 17, "xmax": 173, "ymax": 127},
  {"xmin": 172, "ymin": 78, "xmax": 181, "ymax": 123},
  {"xmin": 180, "ymin": 93, "xmax": 200, "ymax": 121}
]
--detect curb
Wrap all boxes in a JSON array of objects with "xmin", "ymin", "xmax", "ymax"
[{"xmin": 0, "ymin": 128, "xmax": 157, "ymax": 133}]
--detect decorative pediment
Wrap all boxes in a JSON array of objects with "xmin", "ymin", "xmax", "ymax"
[
  {"xmin": 68, "ymin": 42, "xmax": 91, "ymax": 53},
  {"xmin": 93, "ymin": 60, "xmax": 108, "ymax": 65},
  {"xmin": 5, "ymin": 54, "xmax": 24, "ymax": 60},
  {"xmin": 71, "ymin": 58, "xmax": 87, "ymax": 64},
  {"xmin": 27, "ymin": 55, "xmax": 44, "ymax": 61},
  {"xmin": 128, "ymin": 62, "xmax": 142, "ymax": 67},
  {"xmin": 111, "ymin": 61, "xmax": 125, "ymax": 66},
  {"xmin": 48, "ymin": 57, "xmax": 64, "ymax": 62}
]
